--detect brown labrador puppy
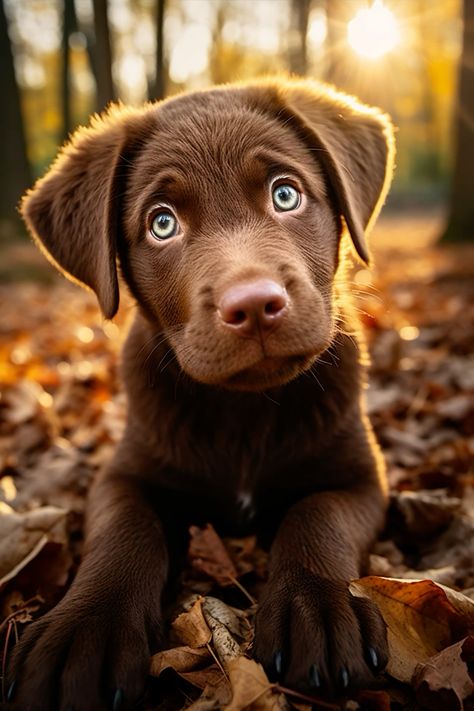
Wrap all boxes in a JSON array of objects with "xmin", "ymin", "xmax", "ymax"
[{"xmin": 9, "ymin": 78, "xmax": 394, "ymax": 710}]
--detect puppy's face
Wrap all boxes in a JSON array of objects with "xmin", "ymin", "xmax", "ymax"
[
  {"xmin": 122, "ymin": 103, "xmax": 339, "ymax": 390},
  {"xmin": 21, "ymin": 80, "xmax": 394, "ymax": 392}
]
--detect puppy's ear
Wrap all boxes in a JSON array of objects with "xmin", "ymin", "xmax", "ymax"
[
  {"xmin": 275, "ymin": 81, "xmax": 395, "ymax": 264},
  {"xmin": 21, "ymin": 107, "xmax": 151, "ymax": 318}
]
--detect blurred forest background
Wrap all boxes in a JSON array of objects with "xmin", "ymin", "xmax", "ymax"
[{"xmin": 1, "ymin": 0, "xmax": 473, "ymax": 250}]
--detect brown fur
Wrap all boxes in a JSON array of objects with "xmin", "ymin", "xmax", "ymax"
[{"xmin": 9, "ymin": 78, "xmax": 394, "ymax": 710}]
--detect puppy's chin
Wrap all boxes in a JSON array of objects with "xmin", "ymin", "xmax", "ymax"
[
  {"xmin": 178, "ymin": 351, "xmax": 320, "ymax": 392},
  {"xmin": 222, "ymin": 353, "xmax": 317, "ymax": 391}
]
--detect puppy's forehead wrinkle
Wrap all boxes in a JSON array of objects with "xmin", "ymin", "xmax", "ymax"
[{"xmin": 151, "ymin": 105, "xmax": 314, "ymax": 181}]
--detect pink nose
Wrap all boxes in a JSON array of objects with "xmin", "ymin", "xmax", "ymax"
[{"xmin": 218, "ymin": 279, "xmax": 288, "ymax": 337}]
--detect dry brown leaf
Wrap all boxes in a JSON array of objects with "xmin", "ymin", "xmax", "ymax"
[
  {"xmin": 413, "ymin": 636, "xmax": 474, "ymax": 710},
  {"xmin": 201, "ymin": 597, "xmax": 242, "ymax": 666},
  {"xmin": 202, "ymin": 597, "xmax": 251, "ymax": 643},
  {"xmin": 224, "ymin": 536, "xmax": 259, "ymax": 577},
  {"xmin": 149, "ymin": 645, "xmax": 225, "ymax": 689},
  {"xmin": 417, "ymin": 514, "xmax": 474, "ymax": 582},
  {"xmin": 0, "ymin": 505, "xmax": 68, "ymax": 587},
  {"xmin": 13, "ymin": 445, "xmax": 92, "ymax": 514},
  {"xmin": 150, "ymin": 644, "xmax": 211, "ymax": 676},
  {"xmin": 350, "ymin": 577, "xmax": 474, "ymax": 683},
  {"xmin": 189, "ymin": 524, "xmax": 238, "ymax": 586},
  {"xmin": 185, "ymin": 702, "xmax": 219, "ymax": 711},
  {"xmin": 171, "ymin": 596, "xmax": 212, "ymax": 648},
  {"xmin": 223, "ymin": 656, "xmax": 288, "ymax": 711},
  {"xmin": 179, "ymin": 666, "xmax": 225, "ymax": 691},
  {"xmin": 389, "ymin": 490, "xmax": 461, "ymax": 540}
]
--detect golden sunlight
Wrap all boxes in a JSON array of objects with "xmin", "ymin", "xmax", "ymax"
[{"xmin": 347, "ymin": 1, "xmax": 401, "ymax": 60}]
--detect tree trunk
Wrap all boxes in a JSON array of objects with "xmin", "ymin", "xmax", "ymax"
[
  {"xmin": 441, "ymin": 0, "xmax": 474, "ymax": 242},
  {"xmin": 150, "ymin": 0, "xmax": 166, "ymax": 100},
  {"xmin": 61, "ymin": 0, "xmax": 76, "ymax": 142},
  {"xmin": 92, "ymin": 0, "xmax": 115, "ymax": 111},
  {"xmin": 288, "ymin": 0, "xmax": 311, "ymax": 76},
  {"xmin": 0, "ymin": 0, "xmax": 31, "ymax": 237}
]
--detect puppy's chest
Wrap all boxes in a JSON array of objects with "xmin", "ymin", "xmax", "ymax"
[{"xmin": 159, "ymin": 408, "xmax": 327, "ymax": 530}]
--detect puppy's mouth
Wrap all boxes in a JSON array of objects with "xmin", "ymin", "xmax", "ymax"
[{"xmin": 223, "ymin": 353, "xmax": 316, "ymax": 391}]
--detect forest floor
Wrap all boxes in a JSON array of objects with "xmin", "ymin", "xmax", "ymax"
[{"xmin": 0, "ymin": 209, "xmax": 473, "ymax": 710}]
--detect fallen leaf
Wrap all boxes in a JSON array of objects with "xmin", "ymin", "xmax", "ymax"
[
  {"xmin": 389, "ymin": 490, "xmax": 461, "ymax": 540},
  {"xmin": 13, "ymin": 445, "xmax": 92, "ymax": 514},
  {"xmin": 0, "ymin": 505, "xmax": 68, "ymax": 587},
  {"xmin": 201, "ymin": 597, "xmax": 243, "ymax": 666},
  {"xmin": 186, "ymin": 693, "xmax": 226, "ymax": 710},
  {"xmin": 349, "ymin": 577, "xmax": 474, "ymax": 683},
  {"xmin": 189, "ymin": 524, "xmax": 238, "ymax": 586},
  {"xmin": 179, "ymin": 666, "xmax": 225, "ymax": 691},
  {"xmin": 150, "ymin": 645, "xmax": 211, "ymax": 676},
  {"xmin": 224, "ymin": 656, "xmax": 288, "ymax": 711},
  {"xmin": 149, "ymin": 645, "xmax": 224, "ymax": 689},
  {"xmin": 201, "ymin": 596, "xmax": 252, "ymax": 646},
  {"xmin": 172, "ymin": 596, "xmax": 212, "ymax": 648},
  {"xmin": 224, "ymin": 536, "xmax": 259, "ymax": 577},
  {"xmin": 417, "ymin": 513, "xmax": 474, "ymax": 583},
  {"xmin": 413, "ymin": 636, "xmax": 474, "ymax": 710}
]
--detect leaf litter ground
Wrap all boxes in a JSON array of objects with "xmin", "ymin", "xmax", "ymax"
[{"xmin": 0, "ymin": 211, "xmax": 473, "ymax": 710}]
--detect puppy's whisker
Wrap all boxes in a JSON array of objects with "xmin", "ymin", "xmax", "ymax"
[
  {"xmin": 262, "ymin": 391, "xmax": 281, "ymax": 406},
  {"xmin": 159, "ymin": 350, "xmax": 180, "ymax": 374},
  {"xmin": 142, "ymin": 337, "xmax": 171, "ymax": 368},
  {"xmin": 136, "ymin": 330, "xmax": 168, "ymax": 361},
  {"xmin": 307, "ymin": 368, "xmax": 325, "ymax": 391},
  {"xmin": 316, "ymin": 357, "xmax": 334, "ymax": 367},
  {"xmin": 140, "ymin": 325, "xmax": 183, "ymax": 368},
  {"xmin": 154, "ymin": 345, "xmax": 176, "ymax": 372}
]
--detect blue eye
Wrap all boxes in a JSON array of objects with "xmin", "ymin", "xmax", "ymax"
[
  {"xmin": 150, "ymin": 211, "xmax": 179, "ymax": 240},
  {"xmin": 272, "ymin": 184, "xmax": 301, "ymax": 211}
]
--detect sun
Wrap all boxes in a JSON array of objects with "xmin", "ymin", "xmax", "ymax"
[{"xmin": 347, "ymin": 1, "xmax": 401, "ymax": 60}]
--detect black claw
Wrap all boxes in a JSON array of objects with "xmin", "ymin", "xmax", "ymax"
[
  {"xmin": 367, "ymin": 646, "xmax": 379, "ymax": 670},
  {"xmin": 113, "ymin": 688, "xmax": 124, "ymax": 711},
  {"xmin": 273, "ymin": 650, "xmax": 283, "ymax": 677},
  {"xmin": 309, "ymin": 664, "xmax": 321, "ymax": 689},
  {"xmin": 6, "ymin": 681, "xmax": 16, "ymax": 702},
  {"xmin": 340, "ymin": 666, "xmax": 350, "ymax": 690}
]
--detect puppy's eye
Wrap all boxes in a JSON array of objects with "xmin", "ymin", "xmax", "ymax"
[
  {"xmin": 272, "ymin": 184, "xmax": 301, "ymax": 212},
  {"xmin": 150, "ymin": 211, "xmax": 179, "ymax": 240}
]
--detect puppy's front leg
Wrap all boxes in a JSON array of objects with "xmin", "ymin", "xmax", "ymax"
[
  {"xmin": 8, "ymin": 457, "xmax": 169, "ymax": 711},
  {"xmin": 254, "ymin": 477, "xmax": 388, "ymax": 695}
]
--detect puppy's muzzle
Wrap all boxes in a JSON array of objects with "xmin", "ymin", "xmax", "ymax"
[{"xmin": 218, "ymin": 279, "xmax": 288, "ymax": 339}]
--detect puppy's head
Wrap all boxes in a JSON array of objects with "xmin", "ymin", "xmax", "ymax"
[{"xmin": 22, "ymin": 79, "xmax": 394, "ymax": 391}]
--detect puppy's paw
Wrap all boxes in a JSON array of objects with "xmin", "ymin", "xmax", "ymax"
[
  {"xmin": 7, "ymin": 589, "xmax": 162, "ymax": 711},
  {"xmin": 253, "ymin": 562, "xmax": 387, "ymax": 696}
]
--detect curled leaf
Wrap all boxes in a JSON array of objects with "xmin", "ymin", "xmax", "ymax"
[
  {"xmin": 413, "ymin": 636, "xmax": 474, "ymax": 710},
  {"xmin": 0, "ymin": 505, "xmax": 68, "ymax": 587},
  {"xmin": 349, "ymin": 576, "xmax": 474, "ymax": 683},
  {"xmin": 171, "ymin": 596, "xmax": 212, "ymax": 648},
  {"xmin": 224, "ymin": 656, "xmax": 288, "ymax": 711},
  {"xmin": 189, "ymin": 524, "xmax": 238, "ymax": 586}
]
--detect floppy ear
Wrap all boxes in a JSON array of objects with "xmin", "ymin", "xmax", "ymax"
[
  {"xmin": 274, "ymin": 80, "xmax": 395, "ymax": 264},
  {"xmin": 21, "ymin": 106, "xmax": 152, "ymax": 319}
]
